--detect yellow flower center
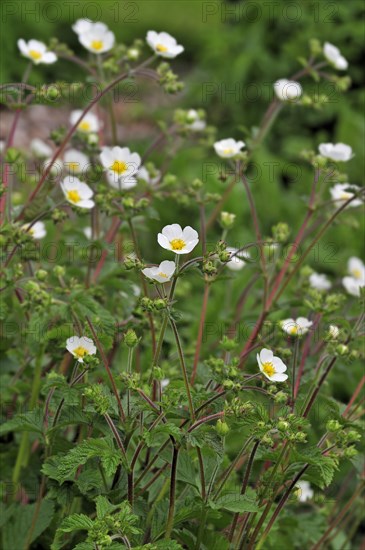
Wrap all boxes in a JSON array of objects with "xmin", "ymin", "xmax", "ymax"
[
  {"xmin": 91, "ymin": 40, "xmax": 104, "ymax": 51},
  {"xmin": 289, "ymin": 325, "xmax": 299, "ymax": 335},
  {"xmin": 158, "ymin": 272, "xmax": 168, "ymax": 278},
  {"xmin": 353, "ymin": 269, "xmax": 362, "ymax": 279},
  {"xmin": 223, "ymin": 148, "xmax": 234, "ymax": 155},
  {"xmin": 78, "ymin": 121, "xmax": 91, "ymax": 132},
  {"xmin": 110, "ymin": 160, "xmax": 128, "ymax": 174},
  {"xmin": 67, "ymin": 189, "xmax": 81, "ymax": 203},
  {"xmin": 340, "ymin": 192, "xmax": 352, "ymax": 200},
  {"xmin": 262, "ymin": 361, "xmax": 276, "ymax": 377},
  {"xmin": 170, "ymin": 238, "xmax": 186, "ymax": 251},
  {"xmin": 73, "ymin": 346, "xmax": 88, "ymax": 358},
  {"xmin": 29, "ymin": 50, "xmax": 42, "ymax": 60},
  {"xmin": 66, "ymin": 162, "xmax": 80, "ymax": 171},
  {"xmin": 156, "ymin": 43, "xmax": 168, "ymax": 52}
]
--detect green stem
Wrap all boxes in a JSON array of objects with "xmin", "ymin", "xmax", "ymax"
[{"xmin": 169, "ymin": 316, "xmax": 195, "ymax": 421}]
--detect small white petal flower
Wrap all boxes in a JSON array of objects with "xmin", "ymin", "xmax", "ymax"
[
  {"xmin": 214, "ymin": 138, "xmax": 245, "ymax": 158},
  {"xmin": 17, "ymin": 39, "xmax": 57, "ymax": 64},
  {"xmin": 186, "ymin": 110, "xmax": 206, "ymax": 131},
  {"xmin": 274, "ymin": 79, "xmax": 302, "ymax": 101},
  {"xmin": 66, "ymin": 335, "xmax": 96, "ymax": 363},
  {"xmin": 329, "ymin": 325, "xmax": 340, "ymax": 339},
  {"xmin": 137, "ymin": 165, "xmax": 161, "ymax": 186},
  {"xmin": 30, "ymin": 138, "xmax": 53, "ymax": 158},
  {"xmin": 257, "ymin": 348, "xmax": 288, "ymax": 382},
  {"xmin": 226, "ymin": 247, "xmax": 250, "ymax": 271},
  {"xmin": 348, "ymin": 257, "xmax": 365, "ymax": 281},
  {"xmin": 78, "ymin": 22, "xmax": 115, "ymax": 54},
  {"xmin": 83, "ymin": 227, "xmax": 93, "ymax": 240},
  {"xmin": 61, "ymin": 176, "xmax": 95, "ymax": 209},
  {"xmin": 309, "ymin": 272, "xmax": 332, "ymax": 291},
  {"xmin": 22, "ymin": 221, "xmax": 46, "ymax": 239},
  {"xmin": 330, "ymin": 184, "xmax": 362, "ymax": 208},
  {"xmin": 342, "ymin": 276, "xmax": 364, "ymax": 297},
  {"xmin": 64, "ymin": 149, "xmax": 89, "ymax": 174},
  {"xmin": 142, "ymin": 260, "xmax": 176, "ymax": 283},
  {"xmin": 146, "ymin": 30, "xmax": 184, "ymax": 58},
  {"xmin": 281, "ymin": 317, "xmax": 313, "ymax": 337},
  {"xmin": 318, "ymin": 142, "xmax": 353, "ymax": 162},
  {"xmin": 70, "ymin": 110, "xmax": 100, "ymax": 134},
  {"xmin": 323, "ymin": 42, "xmax": 348, "ymax": 70},
  {"xmin": 101, "ymin": 146, "xmax": 141, "ymax": 190},
  {"xmin": 157, "ymin": 223, "xmax": 199, "ymax": 255},
  {"xmin": 296, "ymin": 481, "xmax": 314, "ymax": 502},
  {"xmin": 72, "ymin": 19, "xmax": 104, "ymax": 35}
]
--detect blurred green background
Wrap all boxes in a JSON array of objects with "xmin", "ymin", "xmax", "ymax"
[{"xmin": 1, "ymin": 0, "xmax": 364, "ymax": 404}]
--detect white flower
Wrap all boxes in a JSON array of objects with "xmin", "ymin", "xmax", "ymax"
[
  {"xmin": 137, "ymin": 166, "xmax": 161, "ymax": 186},
  {"xmin": 330, "ymin": 184, "xmax": 362, "ymax": 208},
  {"xmin": 329, "ymin": 325, "xmax": 340, "ymax": 339},
  {"xmin": 161, "ymin": 378, "xmax": 170, "ymax": 390},
  {"xmin": 342, "ymin": 276, "xmax": 363, "ymax": 297},
  {"xmin": 323, "ymin": 42, "xmax": 348, "ymax": 70},
  {"xmin": 157, "ymin": 224, "xmax": 199, "ymax": 255},
  {"xmin": 214, "ymin": 138, "xmax": 245, "ymax": 158},
  {"xmin": 66, "ymin": 335, "xmax": 96, "ymax": 363},
  {"xmin": 30, "ymin": 138, "xmax": 53, "ymax": 158},
  {"xmin": 296, "ymin": 481, "xmax": 314, "ymax": 502},
  {"xmin": 17, "ymin": 39, "xmax": 57, "ymax": 64},
  {"xmin": 274, "ymin": 79, "xmax": 302, "ymax": 101},
  {"xmin": 257, "ymin": 348, "xmax": 288, "ymax": 382},
  {"xmin": 142, "ymin": 260, "xmax": 176, "ymax": 283},
  {"xmin": 78, "ymin": 22, "xmax": 115, "ymax": 54},
  {"xmin": 318, "ymin": 142, "xmax": 352, "ymax": 162},
  {"xmin": 226, "ymin": 247, "xmax": 250, "ymax": 271},
  {"xmin": 281, "ymin": 317, "xmax": 313, "ymax": 337},
  {"xmin": 186, "ymin": 110, "xmax": 206, "ymax": 131},
  {"xmin": 348, "ymin": 257, "xmax": 365, "ymax": 281},
  {"xmin": 70, "ymin": 110, "xmax": 100, "ymax": 134},
  {"xmin": 64, "ymin": 149, "xmax": 89, "ymax": 174},
  {"xmin": 309, "ymin": 272, "xmax": 332, "ymax": 291},
  {"xmin": 146, "ymin": 31, "xmax": 184, "ymax": 58},
  {"xmin": 22, "ymin": 221, "xmax": 46, "ymax": 239},
  {"xmin": 83, "ymin": 227, "xmax": 93, "ymax": 240},
  {"xmin": 72, "ymin": 19, "xmax": 103, "ymax": 35},
  {"xmin": 101, "ymin": 146, "xmax": 141, "ymax": 190},
  {"xmin": 61, "ymin": 176, "xmax": 95, "ymax": 209}
]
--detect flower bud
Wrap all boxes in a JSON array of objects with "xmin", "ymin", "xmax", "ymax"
[
  {"xmin": 216, "ymin": 419, "xmax": 230, "ymax": 436},
  {"xmin": 328, "ymin": 325, "xmax": 339, "ymax": 339},
  {"xmin": 277, "ymin": 420, "xmax": 289, "ymax": 431},
  {"xmin": 343, "ymin": 446, "xmax": 358, "ymax": 458},
  {"xmin": 220, "ymin": 211, "xmax": 236, "ymax": 229},
  {"xmin": 326, "ymin": 419, "xmax": 341, "ymax": 432},
  {"xmin": 53, "ymin": 265, "xmax": 65, "ymax": 277},
  {"xmin": 24, "ymin": 280, "xmax": 40, "ymax": 292},
  {"xmin": 220, "ymin": 335, "xmax": 237, "ymax": 352},
  {"xmin": 336, "ymin": 344, "xmax": 348, "ymax": 356},
  {"xmin": 124, "ymin": 329, "xmax": 139, "ymax": 348},
  {"xmin": 35, "ymin": 269, "xmax": 48, "ymax": 281}
]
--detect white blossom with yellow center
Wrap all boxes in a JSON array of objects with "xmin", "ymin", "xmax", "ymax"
[
  {"xmin": 66, "ymin": 336, "xmax": 96, "ymax": 363},
  {"xmin": 61, "ymin": 176, "xmax": 95, "ymax": 209},
  {"xmin": 257, "ymin": 348, "xmax": 288, "ymax": 382},
  {"xmin": 323, "ymin": 42, "xmax": 348, "ymax": 70},
  {"xmin": 318, "ymin": 142, "xmax": 352, "ymax": 162},
  {"xmin": 309, "ymin": 272, "xmax": 332, "ymax": 291},
  {"xmin": 17, "ymin": 39, "xmax": 57, "ymax": 65},
  {"xmin": 157, "ymin": 224, "xmax": 199, "ymax": 255},
  {"xmin": 64, "ymin": 149, "xmax": 89, "ymax": 174},
  {"xmin": 142, "ymin": 260, "xmax": 176, "ymax": 283},
  {"xmin": 70, "ymin": 110, "xmax": 100, "ymax": 134},
  {"xmin": 330, "ymin": 184, "xmax": 362, "ymax": 208},
  {"xmin": 77, "ymin": 22, "xmax": 115, "ymax": 54},
  {"xmin": 281, "ymin": 317, "xmax": 313, "ymax": 337},
  {"xmin": 101, "ymin": 146, "xmax": 141, "ymax": 190},
  {"xmin": 214, "ymin": 138, "xmax": 245, "ymax": 158},
  {"xmin": 274, "ymin": 79, "xmax": 302, "ymax": 101},
  {"xmin": 342, "ymin": 256, "xmax": 365, "ymax": 297},
  {"xmin": 146, "ymin": 31, "xmax": 184, "ymax": 58},
  {"xmin": 22, "ymin": 221, "xmax": 46, "ymax": 240},
  {"xmin": 295, "ymin": 481, "xmax": 314, "ymax": 502}
]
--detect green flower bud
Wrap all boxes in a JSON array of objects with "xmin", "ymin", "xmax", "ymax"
[
  {"xmin": 124, "ymin": 329, "xmax": 139, "ymax": 348},
  {"xmin": 220, "ymin": 211, "xmax": 236, "ymax": 229},
  {"xmin": 87, "ymin": 133, "xmax": 99, "ymax": 146},
  {"xmin": 336, "ymin": 344, "xmax": 349, "ymax": 356},
  {"xmin": 24, "ymin": 280, "xmax": 40, "ymax": 292},
  {"xmin": 220, "ymin": 335, "xmax": 237, "ymax": 352},
  {"xmin": 35, "ymin": 269, "xmax": 48, "ymax": 281},
  {"xmin": 294, "ymin": 432, "xmax": 307, "ymax": 443},
  {"xmin": 343, "ymin": 445, "xmax": 358, "ymax": 458},
  {"xmin": 5, "ymin": 148, "xmax": 20, "ymax": 163},
  {"xmin": 192, "ymin": 178, "xmax": 203, "ymax": 190},
  {"xmin": 326, "ymin": 419, "xmax": 341, "ymax": 432},
  {"xmin": 53, "ymin": 265, "xmax": 65, "ymax": 277},
  {"xmin": 347, "ymin": 430, "xmax": 361, "ymax": 442},
  {"xmin": 272, "ymin": 222, "xmax": 290, "ymax": 243},
  {"xmin": 277, "ymin": 420, "xmax": 289, "ymax": 431},
  {"xmin": 216, "ymin": 419, "xmax": 230, "ymax": 436},
  {"xmin": 154, "ymin": 298, "xmax": 167, "ymax": 310}
]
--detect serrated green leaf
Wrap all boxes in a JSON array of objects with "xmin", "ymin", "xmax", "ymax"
[{"xmin": 214, "ymin": 493, "xmax": 260, "ymax": 513}]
